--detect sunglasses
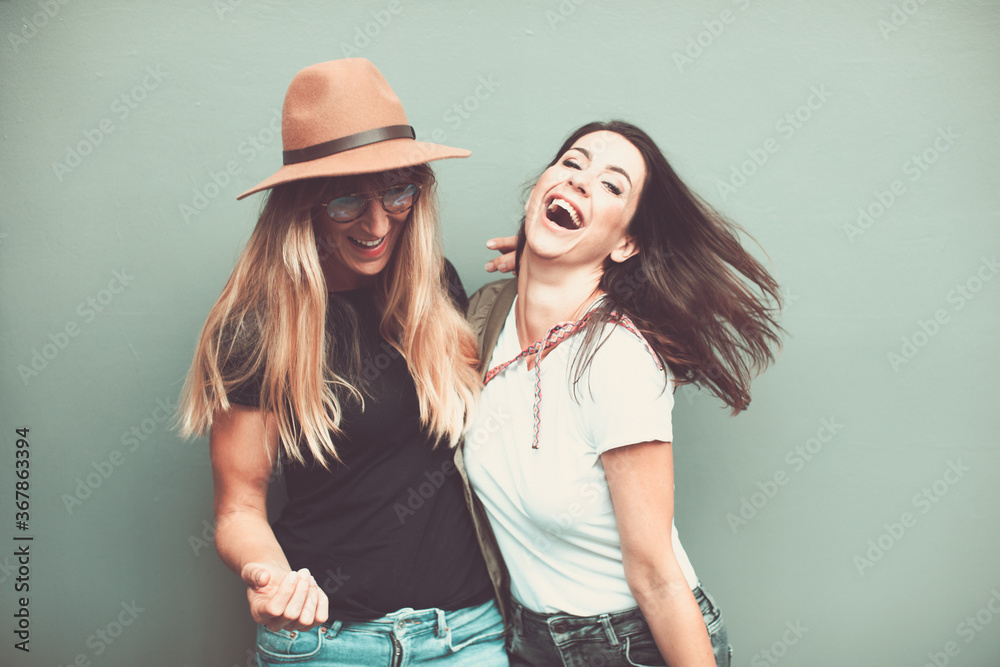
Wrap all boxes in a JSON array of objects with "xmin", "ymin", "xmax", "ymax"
[{"xmin": 321, "ymin": 183, "xmax": 422, "ymax": 223}]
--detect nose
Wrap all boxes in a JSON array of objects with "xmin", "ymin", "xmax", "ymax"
[
  {"xmin": 356, "ymin": 200, "xmax": 392, "ymax": 237},
  {"xmin": 567, "ymin": 169, "xmax": 591, "ymax": 196}
]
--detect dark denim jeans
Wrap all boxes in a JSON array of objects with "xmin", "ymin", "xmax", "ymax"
[{"xmin": 506, "ymin": 587, "xmax": 731, "ymax": 667}]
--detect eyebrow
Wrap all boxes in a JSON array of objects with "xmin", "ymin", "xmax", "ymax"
[{"xmin": 570, "ymin": 146, "xmax": 632, "ymax": 187}]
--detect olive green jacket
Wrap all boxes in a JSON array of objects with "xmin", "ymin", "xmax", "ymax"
[{"xmin": 454, "ymin": 278, "xmax": 517, "ymax": 624}]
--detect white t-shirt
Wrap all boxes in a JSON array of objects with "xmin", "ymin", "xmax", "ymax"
[{"xmin": 465, "ymin": 299, "xmax": 700, "ymax": 616}]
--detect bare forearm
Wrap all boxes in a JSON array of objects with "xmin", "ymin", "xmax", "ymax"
[
  {"xmin": 214, "ymin": 510, "xmax": 290, "ymax": 576},
  {"xmin": 633, "ymin": 579, "xmax": 716, "ymax": 667}
]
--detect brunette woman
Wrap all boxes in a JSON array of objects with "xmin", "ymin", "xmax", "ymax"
[
  {"xmin": 178, "ymin": 59, "xmax": 506, "ymax": 666},
  {"xmin": 463, "ymin": 121, "xmax": 782, "ymax": 666}
]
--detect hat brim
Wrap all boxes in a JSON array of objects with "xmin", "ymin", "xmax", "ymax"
[{"xmin": 236, "ymin": 139, "xmax": 471, "ymax": 200}]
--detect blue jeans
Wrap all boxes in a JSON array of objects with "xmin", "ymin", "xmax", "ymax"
[
  {"xmin": 255, "ymin": 599, "xmax": 507, "ymax": 666},
  {"xmin": 507, "ymin": 587, "xmax": 731, "ymax": 667}
]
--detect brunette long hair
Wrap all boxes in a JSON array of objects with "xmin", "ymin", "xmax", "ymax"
[
  {"xmin": 177, "ymin": 166, "xmax": 481, "ymax": 466},
  {"xmin": 516, "ymin": 121, "xmax": 782, "ymax": 412}
]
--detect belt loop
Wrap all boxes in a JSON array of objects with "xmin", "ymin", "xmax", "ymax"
[
  {"xmin": 599, "ymin": 613, "xmax": 619, "ymax": 647},
  {"xmin": 513, "ymin": 602, "xmax": 524, "ymax": 635},
  {"xmin": 325, "ymin": 620, "xmax": 343, "ymax": 639},
  {"xmin": 435, "ymin": 609, "xmax": 448, "ymax": 639}
]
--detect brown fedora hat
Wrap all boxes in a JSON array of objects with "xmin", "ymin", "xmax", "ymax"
[{"xmin": 237, "ymin": 58, "xmax": 470, "ymax": 200}]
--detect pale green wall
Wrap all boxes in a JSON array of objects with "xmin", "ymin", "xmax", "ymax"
[{"xmin": 1, "ymin": 1, "xmax": 998, "ymax": 665}]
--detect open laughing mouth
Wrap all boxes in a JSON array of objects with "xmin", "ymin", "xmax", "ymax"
[
  {"xmin": 349, "ymin": 236, "xmax": 385, "ymax": 249},
  {"xmin": 545, "ymin": 197, "xmax": 582, "ymax": 230}
]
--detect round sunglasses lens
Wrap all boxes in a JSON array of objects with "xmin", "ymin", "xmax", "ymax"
[
  {"xmin": 327, "ymin": 196, "xmax": 366, "ymax": 222},
  {"xmin": 383, "ymin": 184, "xmax": 418, "ymax": 213}
]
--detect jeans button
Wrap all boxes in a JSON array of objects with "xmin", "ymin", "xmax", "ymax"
[{"xmin": 551, "ymin": 621, "xmax": 567, "ymax": 634}]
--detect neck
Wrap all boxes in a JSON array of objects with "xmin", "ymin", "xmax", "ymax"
[
  {"xmin": 323, "ymin": 262, "xmax": 376, "ymax": 292},
  {"xmin": 515, "ymin": 252, "xmax": 604, "ymax": 348}
]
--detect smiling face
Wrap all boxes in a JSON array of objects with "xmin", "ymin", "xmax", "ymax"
[
  {"xmin": 523, "ymin": 131, "xmax": 646, "ymax": 271},
  {"xmin": 314, "ymin": 172, "xmax": 416, "ymax": 292}
]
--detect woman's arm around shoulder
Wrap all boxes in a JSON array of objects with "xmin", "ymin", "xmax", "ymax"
[
  {"xmin": 603, "ymin": 440, "xmax": 716, "ymax": 667},
  {"xmin": 211, "ymin": 405, "xmax": 329, "ymax": 631}
]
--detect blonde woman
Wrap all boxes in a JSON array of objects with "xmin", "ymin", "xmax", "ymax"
[{"xmin": 177, "ymin": 59, "xmax": 506, "ymax": 666}]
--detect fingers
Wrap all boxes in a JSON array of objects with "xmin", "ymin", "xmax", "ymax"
[
  {"xmin": 263, "ymin": 569, "xmax": 323, "ymax": 632},
  {"xmin": 294, "ymin": 579, "xmax": 330, "ymax": 631},
  {"xmin": 282, "ymin": 569, "xmax": 313, "ymax": 628},
  {"xmin": 261, "ymin": 569, "xmax": 302, "ymax": 629},
  {"xmin": 288, "ymin": 574, "xmax": 321, "ymax": 630},
  {"xmin": 243, "ymin": 564, "xmax": 330, "ymax": 631},
  {"xmin": 314, "ymin": 587, "xmax": 330, "ymax": 627},
  {"xmin": 486, "ymin": 251, "xmax": 517, "ymax": 273},
  {"xmin": 485, "ymin": 236, "xmax": 518, "ymax": 273},
  {"xmin": 287, "ymin": 580, "xmax": 331, "ymax": 631},
  {"xmin": 486, "ymin": 235, "xmax": 517, "ymax": 252}
]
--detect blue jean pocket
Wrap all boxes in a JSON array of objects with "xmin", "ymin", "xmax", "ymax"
[
  {"xmin": 694, "ymin": 589, "xmax": 731, "ymax": 667},
  {"xmin": 623, "ymin": 632, "xmax": 667, "ymax": 666},
  {"xmin": 256, "ymin": 625, "xmax": 323, "ymax": 664}
]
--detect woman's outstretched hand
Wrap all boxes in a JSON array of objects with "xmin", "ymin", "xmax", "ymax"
[
  {"xmin": 484, "ymin": 236, "xmax": 517, "ymax": 273},
  {"xmin": 241, "ymin": 562, "xmax": 330, "ymax": 632}
]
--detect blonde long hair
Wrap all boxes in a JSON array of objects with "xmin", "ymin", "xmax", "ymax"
[{"xmin": 177, "ymin": 167, "xmax": 481, "ymax": 467}]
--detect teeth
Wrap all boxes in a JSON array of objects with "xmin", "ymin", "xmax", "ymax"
[
  {"xmin": 547, "ymin": 199, "xmax": 581, "ymax": 229},
  {"xmin": 350, "ymin": 236, "xmax": 385, "ymax": 249}
]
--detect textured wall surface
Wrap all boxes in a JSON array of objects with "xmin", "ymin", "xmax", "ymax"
[{"xmin": 1, "ymin": 1, "xmax": 998, "ymax": 665}]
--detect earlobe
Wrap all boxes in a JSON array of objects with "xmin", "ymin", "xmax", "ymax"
[{"xmin": 610, "ymin": 236, "xmax": 640, "ymax": 264}]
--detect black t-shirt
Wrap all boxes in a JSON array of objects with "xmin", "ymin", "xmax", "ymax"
[{"xmin": 226, "ymin": 266, "xmax": 491, "ymax": 621}]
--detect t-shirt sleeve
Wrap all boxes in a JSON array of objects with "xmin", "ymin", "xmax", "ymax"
[
  {"xmin": 579, "ymin": 327, "xmax": 674, "ymax": 455},
  {"xmin": 218, "ymin": 317, "xmax": 264, "ymax": 408},
  {"xmin": 442, "ymin": 258, "xmax": 470, "ymax": 314},
  {"xmin": 225, "ymin": 367, "xmax": 261, "ymax": 407}
]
